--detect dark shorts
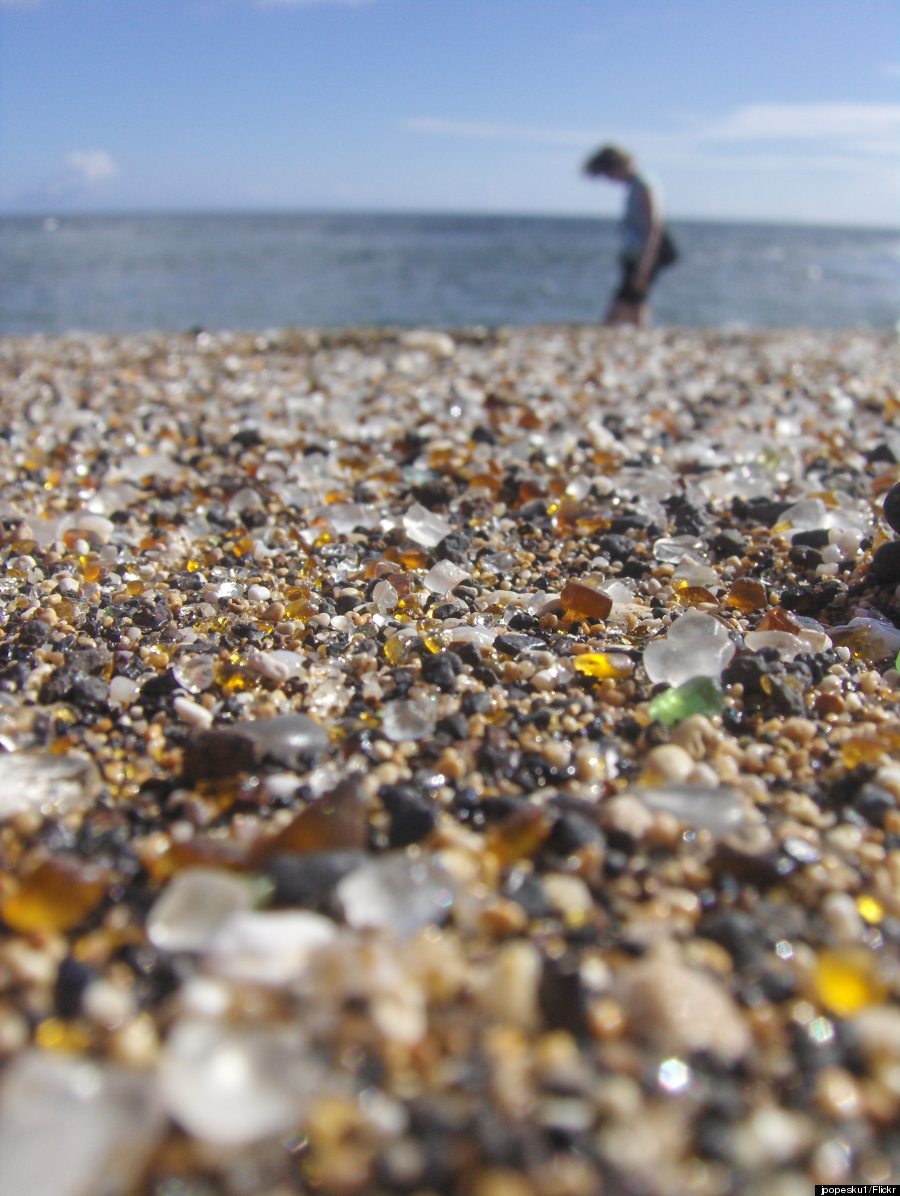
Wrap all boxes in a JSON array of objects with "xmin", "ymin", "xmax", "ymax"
[{"xmin": 614, "ymin": 254, "xmax": 662, "ymax": 304}]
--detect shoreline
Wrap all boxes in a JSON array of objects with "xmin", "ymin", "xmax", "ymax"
[{"xmin": 1, "ymin": 325, "xmax": 899, "ymax": 1195}]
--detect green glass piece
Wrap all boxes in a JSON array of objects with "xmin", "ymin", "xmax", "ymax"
[{"xmin": 648, "ymin": 676, "xmax": 724, "ymax": 726}]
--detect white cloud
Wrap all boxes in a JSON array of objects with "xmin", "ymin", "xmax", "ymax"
[
  {"xmin": 405, "ymin": 102, "xmax": 900, "ymax": 163},
  {"xmin": 65, "ymin": 149, "xmax": 119, "ymax": 185},
  {"xmin": 701, "ymin": 102, "xmax": 900, "ymax": 146}
]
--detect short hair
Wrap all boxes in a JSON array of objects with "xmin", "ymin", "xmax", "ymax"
[{"xmin": 583, "ymin": 144, "xmax": 633, "ymax": 175}]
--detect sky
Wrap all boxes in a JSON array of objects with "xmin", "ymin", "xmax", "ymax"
[{"xmin": 1, "ymin": 0, "xmax": 898, "ymax": 227}]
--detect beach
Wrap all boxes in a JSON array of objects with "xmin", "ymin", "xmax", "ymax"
[{"xmin": 0, "ymin": 324, "xmax": 899, "ymax": 1196}]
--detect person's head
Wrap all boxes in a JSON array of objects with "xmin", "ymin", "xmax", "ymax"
[{"xmin": 583, "ymin": 144, "xmax": 633, "ymax": 181}]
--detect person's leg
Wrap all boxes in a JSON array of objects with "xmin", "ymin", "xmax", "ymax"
[{"xmin": 604, "ymin": 299, "xmax": 641, "ymax": 326}]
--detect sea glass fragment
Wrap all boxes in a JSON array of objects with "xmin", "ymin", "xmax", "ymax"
[
  {"xmin": 334, "ymin": 854, "xmax": 455, "ymax": 938},
  {"xmin": 147, "ymin": 868, "xmax": 258, "ymax": 953},
  {"xmin": 424, "ymin": 559, "xmax": 470, "ymax": 595},
  {"xmin": 0, "ymin": 750, "xmax": 101, "ymax": 821},
  {"xmin": 381, "ymin": 696, "xmax": 437, "ymax": 741},
  {"xmin": 573, "ymin": 652, "xmax": 633, "ymax": 680},
  {"xmin": 648, "ymin": 676, "xmax": 724, "ymax": 725},
  {"xmin": 1, "ymin": 857, "xmax": 108, "ymax": 934},
  {"xmin": 159, "ymin": 1018, "xmax": 322, "ymax": 1145},
  {"xmin": 206, "ymin": 909, "xmax": 337, "ymax": 985},
  {"xmin": 813, "ymin": 947, "xmax": 887, "ymax": 1017},
  {"xmin": 0, "ymin": 1050, "xmax": 164, "ymax": 1196},
  {"xmin": 559, "ymin": 581, "xmax": 613, "ymax": 621},
  {"xmin": 643, "ymin": 609, "xmax": 735, "ymax": 687},
  {"xmin": 402, "ymin": 503, "xmax": 452, "ymax": 548},
  {"xmin": 635, "ymin": 784, "xmax": 746, "ymax": 835},
  {"xmin": 726, "ymin": 578, "xmax": 767, "ymax": 612},
  {"xmin": 830, "ymin": 617, "xmax": 900, "ymax": 664}
]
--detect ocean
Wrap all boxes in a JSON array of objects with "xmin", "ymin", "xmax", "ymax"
[{"xmin": 1, "ymin": 211, "xmax": 898, "ymax": 334}]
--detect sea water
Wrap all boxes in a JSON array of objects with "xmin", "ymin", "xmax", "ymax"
[{"xmin": 1, "ymin": 211, "xmax": 897, "ymax": 334}]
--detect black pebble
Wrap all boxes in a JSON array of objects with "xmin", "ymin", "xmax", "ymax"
[
  {"xmin": 883, "ymin": 480, "xmax": 900, "ymax": 534},
  {"xmin": 54, "ymin": 956, "xmax": 94, "ymax": 1018},
  {"xmin": 380, "ymin": 785, "xmax": 438, "ymax": 847},
  {"xmin": 869, "ymin": 539, "xmax": 900, "ymax": 583},
  {"xmin": 264, "ymin": 850, "xmax": 366, "ymax": 910}
]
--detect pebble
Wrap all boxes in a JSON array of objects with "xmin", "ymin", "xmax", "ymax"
[{"xmin": 617, "ymin": 949, "xmax": 752, "ymax": 1061}]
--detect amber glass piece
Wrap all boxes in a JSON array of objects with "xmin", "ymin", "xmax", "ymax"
[
  {"xmin": 140, "ymin": 836, "xmax": 248, "ymax": 882},
  {"xmin": 385, "ymin": 547, "xmax": 430, "ymax": 570},
  {"xmin": 252, "ymin": 781, "xmax": 368, "ymax": 863},
  {"xmin": 757, "ymin": 608, "xmax": 801, "ymax": 634},
  {"xmin": 726, "ymin": 578, "xmax": 767, "ymax": 612},
  {"xmin": 517, "ymin": 479, "xmax": 546, "ymax": 503},
  {"xmin": 674, "ymin": 584, "xmax": 719, "ymax": 606},
  {"xmin": 559, "ymin": 581, "xmax": 613, "ymax": 621},
  {"xmin": 1, "ymin": 857, "xmax": 107, "ymax": 933},
  {"xmin": 486, "ymin": 807, "xmax": 551, "ymax": 869}
]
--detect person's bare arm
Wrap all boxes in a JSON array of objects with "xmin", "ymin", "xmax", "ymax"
[{"xmin": 633, "ymin": 181, "xmax": 663, "ymax": 291}]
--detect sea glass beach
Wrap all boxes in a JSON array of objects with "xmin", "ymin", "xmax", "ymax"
[{"xmin": 0, "ymin": 325, "xmax": 898, "ymax": 1194}]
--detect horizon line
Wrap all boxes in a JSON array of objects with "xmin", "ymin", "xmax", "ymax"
[{"xmin": 1, "ymin": 204, "xmax": 897, "ymax": 235}]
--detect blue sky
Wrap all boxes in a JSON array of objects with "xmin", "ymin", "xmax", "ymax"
[{"xmin": 1, "ymin": 0, "xmax": 898, "ymax": 226}]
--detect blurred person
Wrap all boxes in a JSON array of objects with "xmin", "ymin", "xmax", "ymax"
[{"xmin": 583, "ymin": 144, "xmax": 677, "ymax": 327}]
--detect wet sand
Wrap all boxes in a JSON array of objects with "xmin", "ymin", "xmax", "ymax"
[{"xmin": 0, "ymin": 325, "xmax": 899, "ymax": 1196}]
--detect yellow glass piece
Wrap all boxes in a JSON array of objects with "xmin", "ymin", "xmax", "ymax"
[
  {"xmin": 856, "ymin": 895, "xmax": 885, "ymax": 925},
  {"xmin": 384, "ymin": 634, "xmax": 412, "ymax": 665},
  {"xmin": 186, "ymin": 559, "xmax": 201, "ymax": 573},
  {"xmin": 231, "ymin": 536, "xmax": 254, "ymax": 557},
  {"xmin": 314, "ymin": 531, "xmax": 333, "ymax": 547},
  {"xmin": 126, "ymin": 580, "xmax": 145, "ymax": 596},
  {"xmin": 573, "ymin": 652, "xmax": 632, "ymax": 680},
  {"xmin": 422, "ymin": 635, "xmax": 444, "ymax": 654},
  {"xmin": 78, "ymin": 555, "xmax": 102, "ymax": 583},
  {"xmin": 35, "ymin": 1018, "xmax": 91, "ymax": 1052},
  {"xmin": 813, "ymin": 948, "xmax": 887, "ymax": 1017},
  {"xmin": 285, "ymin": 598, "xmax": 314, "ymax": 619},
  {"xmin": 841, "ymin": 737, "xmax": 887, "ymax": 769}
]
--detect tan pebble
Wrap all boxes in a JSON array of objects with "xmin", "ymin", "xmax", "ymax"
[
  {"xmin": 641, "ymin": 743, "xmax": 694, "ymax": 784},
  {"xmin": 729, "ymin": 1105, "xmax": 815, "ymax": 1169},
  {"xmin": 686, "ymin": 762, "xmax": 719, "ymax": 787},
  {"xmin": 540, "ymin": 739, "xmax": 571, "ymax": 769},
  {"xmin": 852, "ymin": 1005, "xmax": 900, "ymax": 1061},
  {"xmin": 480, "ymin": 898, "xmax": 529, "ymax": 937},
  {"xmin": 780, "ymin": 717, "xmax": 818, "ymax": 744},
  {"xmin": 617, "ymin": 948, "xmax": 751, "ymax": 1061},
  {"xmin": 478, "ymin": 941, "xmax": 541, "ymax": 1030},
  {"xmin": 815, "ymin": 1066, "xmax": 861, "ymax": 1119},
  {"xmin": 2, "ymin": 939, "xmax": 62, "ymax": 987},
  {"xmin": 573, "ymin": 746, "xmax": 607, "ymax": 782},
  {"xmin": 472, "ymin": 1167, "xmax": 535, "ymax": 1196},
  {"xmin": 669, "ymin": 714, "xmax": 719, "ymax": 758},
  {"xmin": 82, "ymin": 979, "xmax": 136, "ymax": 1028},
  {"xmin": 107, "ymin": 1013, "xmax": 160, "ymax": 1068},
  {"xmin": 533, "ymin": 1154, "xmax": 600, "ymax": 1196},
  {"xmin": 859, "ymin": 670, "xmax": 882, "ymax": 695},
  {"xmin": 542, "ymin": 873, "xmax": 594, "ymax": 919},
  {"xmin": 601, "ymin": 794, "xmax": 654, "ymax": 839},
  {"xmin": 0, "ymin": 1004, "xmax": 29, "ymax": 1055},
  {"xmin": 820, "ymin": 892, "xmax": 866, "ymax": 943}
]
